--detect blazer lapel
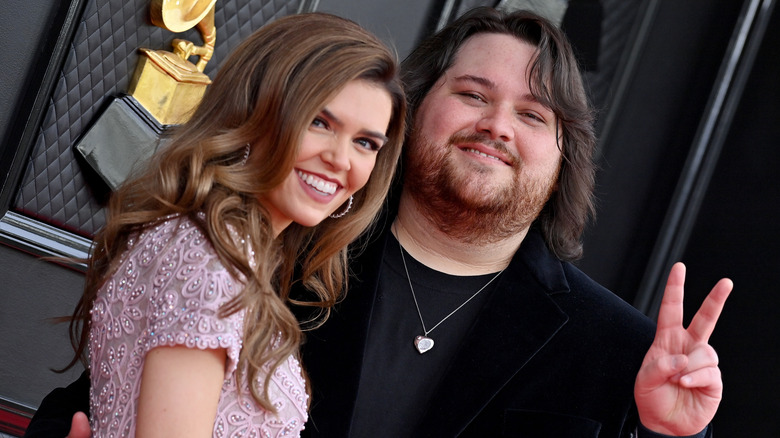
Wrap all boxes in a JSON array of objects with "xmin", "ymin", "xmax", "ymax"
[
  {"xmin": 416, "ymin": 231, "xmax": 571, "ymax": 437},
  {"xmin": 301, "ymin": 229, "xmax": 388, "ymax": 437}
]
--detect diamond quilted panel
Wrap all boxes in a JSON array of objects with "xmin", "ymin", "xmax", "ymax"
[{"xmin": 14, "ymin": 0, "xmax": 302, "ymax": 237}]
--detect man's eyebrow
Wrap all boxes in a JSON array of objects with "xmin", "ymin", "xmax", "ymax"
[
  {"xmin": 453, "ymin": 74, "xmax": 496, "ymax": 90},
  {"xmin": 321, "ymin": 107, "xmax": 389, "ymax": 143},
  {"xmin": 452, "ymin": 74, "xmax": 541, "ymax": 103}
]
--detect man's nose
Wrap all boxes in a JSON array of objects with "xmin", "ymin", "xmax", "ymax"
[{"xmin": 475, "ymin": 106, "xmax": 514, "ymax": 142}]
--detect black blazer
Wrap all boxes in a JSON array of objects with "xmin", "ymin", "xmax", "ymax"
[{"xmin": 301, "ymin": 227, "xmax": 659, "ymax": 437}]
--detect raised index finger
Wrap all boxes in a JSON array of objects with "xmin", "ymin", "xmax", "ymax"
[{"xmin": 687, "ymin": 277, "xmax": 733, "ymax": 342}]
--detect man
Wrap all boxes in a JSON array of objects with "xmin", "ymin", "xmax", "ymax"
[{"xmin": 27, "ymin": 7, "xmax": 731, "ymax": 438}]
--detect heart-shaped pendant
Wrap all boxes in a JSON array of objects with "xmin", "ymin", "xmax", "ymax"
[{"xmin": 414, "ymin": 335, "xmax": 434, "ymax": 354}]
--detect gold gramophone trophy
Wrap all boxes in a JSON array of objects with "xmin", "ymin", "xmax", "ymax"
[
  {"xmin": 75, "ymin": 0, "xmax": 218, "ymax": 190},
  {"xmin": 129, "ymin": 0, "xmax": 217, "ymax": 125}
]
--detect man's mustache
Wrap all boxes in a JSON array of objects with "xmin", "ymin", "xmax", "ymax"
[{"xmin": 447, "ymin": 132, "xmax": 518, "ymax": 167}]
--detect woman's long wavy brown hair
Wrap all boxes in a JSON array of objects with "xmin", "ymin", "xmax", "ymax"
[{"xmin": 64, "ymin": 12, "xmax": 405, "ymax": 410}]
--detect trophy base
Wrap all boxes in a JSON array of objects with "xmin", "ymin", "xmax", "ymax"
[
  {"xmin": 128, "ymin": 49, "xmax": 211, "ymax": 125},
  {"xmin": 74, "ymin": 95, "xmax": 164, "ymax": 191}
]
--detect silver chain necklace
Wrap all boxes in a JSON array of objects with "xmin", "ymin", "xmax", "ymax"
[{"xmin": 396, "ymin": 230, "xmax": 505, "ymax": 354}]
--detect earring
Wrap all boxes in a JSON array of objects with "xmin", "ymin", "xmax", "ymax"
[
  {"xmin": 329, "ymin": 195, "xmax": 353, "ymax": 219},
  {"xmin": 239, "ymin": 143, "xmax": 250, "ymax": 165}
]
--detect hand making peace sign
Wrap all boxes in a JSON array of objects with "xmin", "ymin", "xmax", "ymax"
[{"xmin": 634, "ymin": 262, "xmax": 733, "ymax": 436}]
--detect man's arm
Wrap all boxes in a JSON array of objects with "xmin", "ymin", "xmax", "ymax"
[{"xmin": 24, "ymin": 370, "xmax": 90, "ymax": 438}]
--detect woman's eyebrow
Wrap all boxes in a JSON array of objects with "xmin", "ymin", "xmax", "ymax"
[{"xmin": 321, "ymin": 107, "xmax": 388, "ymax": 143}]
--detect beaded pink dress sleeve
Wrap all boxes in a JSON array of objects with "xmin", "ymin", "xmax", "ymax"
[{"xmin": 88, "ymin": 215, "xmax": 308, "ymax": 437}]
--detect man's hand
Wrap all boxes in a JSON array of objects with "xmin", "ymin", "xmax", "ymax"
[
  {"xmin": 634, "ymin": 262, "xmax": 732, "ymax": 436},
  {"xmin": 65, "ymin": 412, "xmax": 90, "ymax": 438}
]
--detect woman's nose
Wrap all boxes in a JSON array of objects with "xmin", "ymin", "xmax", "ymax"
[{"xmin": 322, "ymin": 138, "xmax": 351, "ymax": 171}]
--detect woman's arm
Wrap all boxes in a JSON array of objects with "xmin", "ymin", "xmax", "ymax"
[{"xmin": 136, "ymin": 345, "xmax": 227, "ymax": 438}]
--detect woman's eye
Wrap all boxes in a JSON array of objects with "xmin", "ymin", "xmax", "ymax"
[
  {"xmin": 356, "ymin": 138, "xmax": 381, "ymax": 151},
  {"xmin": 311, "ymin": 117, "xmax": 329, "ymax": 129}
]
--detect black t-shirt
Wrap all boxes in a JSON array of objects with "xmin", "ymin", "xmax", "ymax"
[{"xmin": 350, "ymin": 235, "xmax": 502, "ymax": 437}]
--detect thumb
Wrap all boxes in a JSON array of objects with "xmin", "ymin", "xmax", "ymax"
[
  {"xmin": 636, "ymin": 354, "xmax": 689, "ymax": 393},
  {"xmin": 65, "ymin": 411, "xmax": 91, "ymax": 438}
]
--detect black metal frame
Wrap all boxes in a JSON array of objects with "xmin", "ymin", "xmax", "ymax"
[
  {"xmin": 633, "ymin": 0, "xmax": 777, "ymax": 316},
  {"xmin": 0, "ymin": 0, "xmax": 92, "ymax": 263}
]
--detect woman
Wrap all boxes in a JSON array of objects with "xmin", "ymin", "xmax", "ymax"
[{"xmin": 63, "ymin": 12, "xmax": 405, "ymax": 437}]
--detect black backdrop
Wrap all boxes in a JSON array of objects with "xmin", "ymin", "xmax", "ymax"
[{"xmin": 1, "ymin": 0, "xmax": 778, "ymax": 435}]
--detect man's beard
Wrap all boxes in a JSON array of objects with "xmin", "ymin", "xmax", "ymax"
[{"xmin": 403, "ymin": 131, "xmax": 559, "ymax": 245}]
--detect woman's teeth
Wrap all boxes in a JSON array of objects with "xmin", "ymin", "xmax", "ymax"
[{"xmin": 297, "ymin": 170, "xmax": 337, "ymax": 195}]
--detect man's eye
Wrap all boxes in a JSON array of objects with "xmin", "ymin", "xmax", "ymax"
[
  {"xmin": 520, "ymin": 112, "xmax": 545, "ymax": 123},
  {"xmin": 459, "ymin": 92, "xmax": 485, "ymax": 102}
]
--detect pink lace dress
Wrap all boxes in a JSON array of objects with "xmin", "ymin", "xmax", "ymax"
[{"xmin": 88, "ymin": 216, "xmax": 308, "ymax": 437}]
